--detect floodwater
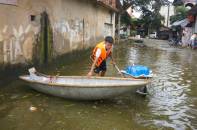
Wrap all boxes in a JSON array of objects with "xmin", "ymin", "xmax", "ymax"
[{"xmin": 0, "ymin": 43, "xmax": 197, "ymax": 130}]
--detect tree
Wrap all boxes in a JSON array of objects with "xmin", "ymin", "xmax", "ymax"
[
  {"xmin": 170, "ymin": 6, "xmax": 190, "ymax": 24},
  {"xmin": 124, "ymin": 0, "xmax": 169, "ymax": 12},
  {"xmin": 119, "ymin": 0, "xmax": 169, "ymax": 27},
  {"xmin": 140, "ymin": 10, "xmax": 165, "ymax": 29},
  {"xmin": 119, "ymin": 0, "xmax": 133, "ymax": 26}
]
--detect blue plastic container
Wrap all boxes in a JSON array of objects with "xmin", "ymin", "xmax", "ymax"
[{"xmin": 126, "ymin": 65, "xmax": 149, "ymax": 77}]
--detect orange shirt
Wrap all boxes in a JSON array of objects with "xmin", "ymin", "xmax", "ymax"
[{"xmin": 91, "ymin": 42, "xmax": 112, "ymax": 67}]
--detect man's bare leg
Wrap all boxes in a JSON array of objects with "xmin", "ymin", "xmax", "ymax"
[
  {"xmin": 101, "ymin": 70, "xmax": 106, "ymax": 77},
  {"xmin": 95, "ymin": 73, "xmax": 99, "ymax": 77}
]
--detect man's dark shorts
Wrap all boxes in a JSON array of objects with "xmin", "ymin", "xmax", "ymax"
[{"xmin": 94, "ymin": 60, "xmax": 107, "ymax": 73}]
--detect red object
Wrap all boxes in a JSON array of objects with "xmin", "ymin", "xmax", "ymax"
[
  {"xmin": 134, "ymin": 26, "xmax": 137, "ymax": 29},
  {"xmin": 188, "ymin": 14, "xmax": 194, "ymax": 21},
  {"xmin": 50, "ymin": 76, "xmax": 53, "ymax": 80},
  {"xmin": 128, "ymin": 26, "xmax": 131, "ymax": 28}
]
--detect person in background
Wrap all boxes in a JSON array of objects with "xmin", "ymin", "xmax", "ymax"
[
  {"xmin": 86, "ymin": 36, "xmax": 116, "ymax": 78},
  {"xmin": 189, "ymin": 33, "xmax": 197, "ymax": 50}
]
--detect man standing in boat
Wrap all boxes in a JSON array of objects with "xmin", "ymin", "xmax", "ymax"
[{"xmin": 86, "ymin": 36, "xmax": 116, "ymax": 78}]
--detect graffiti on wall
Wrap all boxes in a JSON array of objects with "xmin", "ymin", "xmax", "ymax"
[
  {"xmin": 80, "ymin": 22, "xmax": 83, "ymax": 34},
  {"xmin": 55, "ymin": 19, "xmax": 96, "ymax": 51},
  {"xmin": 182, "ymin": 27, "xmax": 194, "ymax": 46},
  {"xmin": 0, "ymin": 0, "xmax": 18, "ymax": 5},
  {"xmin": 62, "ymin": 20, "xmax": 67, "ymax": 34},
  {"xmin": 0, "ymin": 24, "xmax": 34, "ymax": 64}
]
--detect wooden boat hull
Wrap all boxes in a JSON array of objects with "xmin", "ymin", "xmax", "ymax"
[{"xmin": 20, "ymin": 76, "xmax": 151, "ymax": 100}]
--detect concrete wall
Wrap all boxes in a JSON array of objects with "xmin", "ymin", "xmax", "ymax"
[
  {"xmin": 0, "ymin": 0, "xmax": 116, "ymax": 86},
  {"xmin": 0, "ymin": 0, "xmax": 116, "ymax": 67}
]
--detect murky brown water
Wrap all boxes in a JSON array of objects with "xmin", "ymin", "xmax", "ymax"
[{"xmin": 0, "ymin": 43, "xmax": 197, "ymax": 130}]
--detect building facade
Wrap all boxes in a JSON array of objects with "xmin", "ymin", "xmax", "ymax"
[
  {"xmin": 0, "ymin": 0, "xmax": 123, "ymax": 86},
  {"xmin": 173, "ymin": 0, "xmax": 196, "ymax": 8}
]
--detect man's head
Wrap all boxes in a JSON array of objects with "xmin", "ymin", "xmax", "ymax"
[{"xmin": 104, "ymin": 36, "xmax": 114, "ymax": 50}]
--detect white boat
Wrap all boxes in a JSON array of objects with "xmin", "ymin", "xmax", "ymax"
[{"xmin": 19, "ymin": 75, "xmax": 151, "ymax": 100}]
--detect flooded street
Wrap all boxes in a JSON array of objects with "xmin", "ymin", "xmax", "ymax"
[{"xmin": 0, "ymin": 42, "xmax": 197, "ymax": 130}]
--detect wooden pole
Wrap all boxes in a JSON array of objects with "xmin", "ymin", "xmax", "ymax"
[
  {"xmin": 48, "ymin": 74, "xmax": 59, "ymax": 83},
  {"xmin": 118, "ymin": 13, "xmax": 121, "ymax": 45}
]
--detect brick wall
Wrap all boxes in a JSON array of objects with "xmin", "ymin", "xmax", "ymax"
[{"xmin": 99, "ymin": 0, "xmax": 116, "ymax": 9}]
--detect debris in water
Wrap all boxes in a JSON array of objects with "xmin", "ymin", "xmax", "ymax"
[
  {"xmin": 11, "ymin": 95, "xmax": 17, "ymax": 99},
  {"xmin": 125, "ymin": 120, "xmax": 129, "ymax": 122},
  {"xmin": 23, "ymin": 95, "xmax": 28, "ymax": 98},
  {"xmin": 51, "ymin": 117, "xmax": 55, "ymax": 121},
  {"xmin": 55, "ymin": 121, "xmax": 62, "ymax": 124},
  {"xmin": 30, "ymin": 107, "xmax": 37, "ymax": 111}
]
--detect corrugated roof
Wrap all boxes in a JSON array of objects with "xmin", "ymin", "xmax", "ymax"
[{"xmin": 172, "ymin": 18, "xmax": 190, "ymax": 27}]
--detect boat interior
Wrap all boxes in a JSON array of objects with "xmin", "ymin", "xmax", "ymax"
[{"xmin": 21, "ymin": 76, "xmax": 149, "ymax": 85}]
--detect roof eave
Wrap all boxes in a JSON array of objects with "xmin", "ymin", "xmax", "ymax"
[
  {"xmin": 94, "ymin": 0, "xmax": 120, "ymax": 12},
  {"xmin": 188, "ymin": 6, "xmax": 197, "ymax": 14},
  {"xmin": 116, "ymin": 0, "xmax": 124, "ymax": 13}
]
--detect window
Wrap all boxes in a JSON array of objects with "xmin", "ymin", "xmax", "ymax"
[{"xmin": 31, "ymin": 15, "xmax": 36, "ymax": 21}]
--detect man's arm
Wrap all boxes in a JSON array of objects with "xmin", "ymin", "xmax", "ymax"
[
  {"xmin": 109, "ymin": 52, "xmax": 116, "ymax": 66},
  {"xmin": 86, "ymin": 57, "xmax": 99, "ymax": 78}
]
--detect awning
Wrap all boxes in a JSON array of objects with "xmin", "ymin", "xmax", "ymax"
[
  {"xmin": 188, "ymin": 4, "xmax": 197, "ymax": 14},
  {"xmin": 172, "ymin": 18, "xmax": 190, "ymax": 27}
]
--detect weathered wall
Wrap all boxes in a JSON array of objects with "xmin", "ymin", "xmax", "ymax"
[{"xmin": 0, "ymin": 0, "xmax": 116, "ymax": 87}]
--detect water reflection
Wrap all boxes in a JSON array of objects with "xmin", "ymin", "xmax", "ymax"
[{"xmin": 0, "ymin": 45, "xmax": 197, "ymax": 129}]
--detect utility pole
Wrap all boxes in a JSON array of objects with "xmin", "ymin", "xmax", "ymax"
[{"xmin": 167, "ymin": 3, "xmax": 170, "ymax": 27}]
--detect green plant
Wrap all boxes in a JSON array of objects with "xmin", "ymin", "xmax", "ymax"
[
  {"xmin": 131, "ymin": 31, "xmax": 136, "ymax": 35},
  {"xmin": 126, "ymin": 31, "xmax": 128, "ymax": 36},
  {"xmin": 170, "ymin": 6, "xmax": 190, "ymax": 24}
]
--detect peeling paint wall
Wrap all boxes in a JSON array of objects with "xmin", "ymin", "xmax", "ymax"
[{"xmin": 0, "ymin": 0, "xmax": 116, "ymax": 83}]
